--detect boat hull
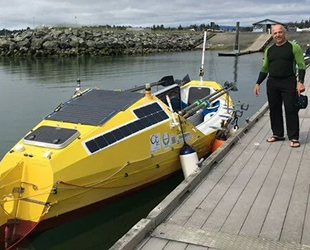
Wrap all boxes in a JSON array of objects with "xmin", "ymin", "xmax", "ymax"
[
  {"xmin": 0, "ymin": 79, "xmax": 233, "ymax": 248},
  {"xmin": 45, "ymin": 134, "xmax": 212, "ymax": 220},
  {"xmin": 0, "ymin": 131, "xmax": 213, "ymax": 248},
  {"xmin": 0, "ymin": 168, "xmax": 181, "ymax": 249}
]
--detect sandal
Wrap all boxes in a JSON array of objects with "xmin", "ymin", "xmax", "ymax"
[
  {"xmin": 290, "ymin": 140, "xmax": 300, "ymax": 148},
  {"xmin": 266, "ymin": 136, "xmax": 285, "ymax": 143}
]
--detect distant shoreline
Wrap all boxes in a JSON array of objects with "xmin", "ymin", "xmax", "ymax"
[
  {"xmin": 1, "ymin": 28, "xmax": 310, "ymax": 57},
  {"xmin": 0, "ymin": 27, "xmax": 203, "ymax": 57}
]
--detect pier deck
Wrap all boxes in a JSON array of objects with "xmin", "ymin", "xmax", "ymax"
[
  {"xmin": 218, "ymin": 34, "xmax": 272, "ymax": 57},
  {"xmin": 111, "ymin": 68, "xmax": 310, "ymax": 250}
]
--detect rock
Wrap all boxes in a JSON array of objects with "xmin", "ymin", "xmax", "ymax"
[
  {"xmin": 0, "ymin": 27, "xmax": 203, "ymax": 57},
  {"xmin": 9, "ymin": 43, "xmax": 19, "ymax": 50},
  {"xmin": 50, "ymin": 30, "xmax": 63, "ymax": 38},
  {"xmin": 43, "ymin": 40, "xmax": 59, "ymax": 50},
  {"xmin": 17, "ymin": 38, "xmax": 30, "ymax": 48},
  {"xmin": 0, "ymin": 40, "xmax": 13, "ymax": 49},
  {"xmin": 35, "ymin": 29, "xmax": 48, "ymax": 38}
]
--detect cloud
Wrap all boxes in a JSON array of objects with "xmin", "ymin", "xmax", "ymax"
[{"xmin": 1, "ymin": 0, "xmax": 310, "ymax": 30}]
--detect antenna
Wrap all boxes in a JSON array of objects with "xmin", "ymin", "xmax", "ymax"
[
  {"xmin": 76, "ymin": 78, "xmax": 81, "ymax": 91},
  {"xmin": 74, "ymin": 51, "xmax": 82, "ymax": 96},
  {"xmin": 199, "ymin": 31, "xmax": 207, "ymax": 84}
]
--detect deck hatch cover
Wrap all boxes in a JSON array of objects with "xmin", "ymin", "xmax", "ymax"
[
  {"xmin": 45, "ymin": 89, "xmax": 143, "ymax": 126},
  {"xmin": 23, "ymin": 126, "xmax": 79, "ymax": 149}
]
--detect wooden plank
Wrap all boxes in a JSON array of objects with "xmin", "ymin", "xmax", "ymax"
[
  {"xmin": 164, "ymin": 241, "xmax": 187, "ymax": 250},
  {"xmin": 180, "ymin": 116, "xmax": 270, "ymax": 229},
  {"xmin": 186, "ymin": 245, "xmax": 210, "ymax": 250},
  {"xmin": 299, "ymin": 119, "xmax": 310, "ymax": 245},
  {"xmin": 239, "ymin": 132, "xmax": 290, "ymax": 237},
  {"xmin": 138, "ymin": 237, "xmax": 168, "ymax": 250},
  {"xmin": 302, "ymin": 175, "xmax": 310, "ymax": 245},
  {"xmin": 166, "ymin": 114, "xmax": 270, "ymax": 227},
  {"xmin": 259, "ymin": 120, "xmax": 306, "ymax": 241},
  {"xmin": 281, "ymin": 118, "xmax": 310, "ymax": 244},
  {"xmin": 220, "ymin": 121, "xmax": 284, "ymax": 234},
  {"xmin": 152, "ymin": 223, "xmax": 310, "ymax": 250},
  {"xmin": 110, "ymin": 219, "xmax": 153, "ymax": 250},
  {"xmin": 201, "ymin": 119, "xmax": 273, "ymax": 231},
  {"xmin": 146, "ymin": 105, "xmax": 269, "ymax": 230}
]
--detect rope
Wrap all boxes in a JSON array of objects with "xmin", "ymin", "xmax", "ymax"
[
  {"xmin": 59, "ymin": 167, "xmax": 167, "ymax": 190},
  {"xmin": 58, "ymin": 146, "xmax": 183, "ymax": 190},
  {"xmin": 0, "ymin": 186, "xmax": 54, "ymax": 210},
  {"xmin": 58, "ymin": 136, "xmax": 201, "ymax": 191}
]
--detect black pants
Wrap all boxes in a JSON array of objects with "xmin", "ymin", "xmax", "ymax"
[{"xmin": 267, "ymin": 76, "xmax": 299, "ymax": 140}]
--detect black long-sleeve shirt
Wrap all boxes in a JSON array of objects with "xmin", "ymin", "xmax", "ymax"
[{"xmin": 256, "ymin": 41, "xmax": 306, "ymax": 84}]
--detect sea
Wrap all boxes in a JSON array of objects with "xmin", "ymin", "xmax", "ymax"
[{"xmin": 0, "ymin": 50, "xmax": 267, "ymax": 249}]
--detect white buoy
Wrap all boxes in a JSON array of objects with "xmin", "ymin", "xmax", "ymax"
[{"xmin": 180, "ymin": 144, "xmax": 199, "ymax": 179}]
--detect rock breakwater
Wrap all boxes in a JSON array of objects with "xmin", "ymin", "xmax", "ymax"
[{"xmin": 0, "ymin": 27, "xmax": 203, "ymax": 57}]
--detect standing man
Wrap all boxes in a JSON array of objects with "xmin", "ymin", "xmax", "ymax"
[{"xmin": 254, "ymin": 24, "xmax": 306, "ymax": 148}]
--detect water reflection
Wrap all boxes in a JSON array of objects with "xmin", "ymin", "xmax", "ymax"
[{"xmin": 233, "ymin": 56, "xmax": 239, "ymax": 84}]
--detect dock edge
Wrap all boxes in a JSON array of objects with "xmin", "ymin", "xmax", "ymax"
[{"xmin": 110, "ymin": 102, "xmax": 269, "ymax": 250}]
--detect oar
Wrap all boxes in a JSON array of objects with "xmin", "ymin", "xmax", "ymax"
[
  {"xmin": 174, "ymin": 74, "xmax": 191, "ymax": 86},
  {"xmin": 125, "ymin": 75, "xmax": 175, "ymax": 92},
  {"xmin": 182, "ymin": 82, "xmax": 237, "ymax": 119},
  {"xmin": 179, "ymin": 81, "xmax": 237, "ymax": 116},
  {"xmin": 179, "ymin": 88, "xmax": 226, "ymax": 116}
]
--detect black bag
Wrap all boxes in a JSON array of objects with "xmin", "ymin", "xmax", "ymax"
[{"xmin": 296, "ymin": 94, "xmax": 308, "ymax": 109}]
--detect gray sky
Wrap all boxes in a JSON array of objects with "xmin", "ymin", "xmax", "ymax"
[{"xmin": 1, "ymin": 0, "xmax": 309, "ymax": 30}]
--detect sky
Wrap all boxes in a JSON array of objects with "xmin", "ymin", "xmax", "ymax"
[{"xmin": 1, "ymin": 0, "xmax": 310, "ymax": 30}]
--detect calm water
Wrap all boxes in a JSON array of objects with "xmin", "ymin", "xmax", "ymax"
[{"xmin": 0, "ymin": 51, "xmax": 267, "ymax": 249}]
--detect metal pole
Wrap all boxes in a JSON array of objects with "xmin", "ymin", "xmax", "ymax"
[
  {"xmin": 200, "ymin": 31, "xmax": 207, "ymax": 83},
  {"xmin": 234, "ymin": 21, "xmax": 240, "ymax": 52}
]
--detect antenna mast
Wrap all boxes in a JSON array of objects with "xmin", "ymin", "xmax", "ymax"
[{"xmin": 199, "ymin": 31, "xmax": 207, "ymax": 83}]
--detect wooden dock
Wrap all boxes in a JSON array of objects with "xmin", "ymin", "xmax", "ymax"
[
  {"xmin": 218, "ymin": 34, "xmax": 272, "ymax": 57},
  {"xmin": 111, "ymin": 68, "xmax": 310, "ymax": 250}
]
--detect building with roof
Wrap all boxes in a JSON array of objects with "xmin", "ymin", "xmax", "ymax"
[{"xmin": 252, "ymin": 19, "xmax": 284, "ymax": 33}]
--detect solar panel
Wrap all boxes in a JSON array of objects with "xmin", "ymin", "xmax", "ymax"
[
  {"xmin": 133, "ymin": 120, "xmax": 146, "ymax": 130},
  {"xmin": 158, "ymin": 110, "xmax": 169, "ymax": 120},
  {"xmin": 126, "ymin": 122, "xmax": 139, "ymax": 134},
  {"xmin": 119, "ymin": 125, "xmax": 132, "ymax": 137},
  {"xmin": 103, "ymin": 132, "xmax": 117, "ymax": 144},
  {"xmin": 133, "ymin": 108, "xmax": 145, "ymax": 118},
  {"xmin": 46, "ymin": 89, "xmax": 143, "ymax": 126},
  {"xmin": 85, "ymin": 102, "xmax": 170, "ymax": 154},
  {"xmin": 85, "ymin": 140, "xmax": 100, "ymax": 153},
  {"xmin": 152, "ymin": 103, "xmax": 162, "ymax": 112},
  {"xmin": 94, "ymin": 136, "xmax": 108, "ymax": 148},
  {"xmin": 111, "ymin": 129, "xmax": 125, "ymax": 140},
  {"xmin": 140, "ymin": 117, "xmax": 152, "ymax": 127}
]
